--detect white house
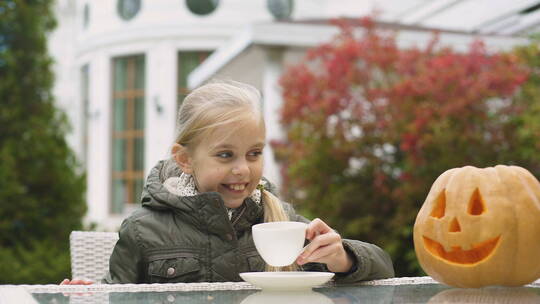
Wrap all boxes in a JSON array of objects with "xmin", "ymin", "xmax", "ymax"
[{"xmin": 48, "ymin": 0, "xmax": 534, "ymax": 230}]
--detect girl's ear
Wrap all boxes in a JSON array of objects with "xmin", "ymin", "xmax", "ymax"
[{"xmin": 172, "ymin": 143, "xmax": 193, "ymax": 174}]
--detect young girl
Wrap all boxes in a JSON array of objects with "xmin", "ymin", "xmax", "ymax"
[{"xmin": 62, "ymin": 81, "xmax": 394, "ymax": 284}]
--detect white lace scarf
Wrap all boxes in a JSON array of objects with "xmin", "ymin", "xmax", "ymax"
[{"xmin": 163, "ymin": 173, "xmax": 264, "ymax": 220}]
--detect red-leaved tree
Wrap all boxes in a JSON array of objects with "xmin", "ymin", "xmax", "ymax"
[{"xmin": 275, "ymin": 18, "xmax": 531, "ymax": 276}]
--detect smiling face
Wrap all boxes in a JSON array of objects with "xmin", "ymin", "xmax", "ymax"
[
  {"xmin": 420, "ymin": 187, "xmax": 501, "ymax": 265},
  {"xmin": 177, "ymin": 116, "xmax": 266, "ymax": 209},
  {"xmin": 413, "ymin": 165, "xmax": 540, "ymax": 288}
]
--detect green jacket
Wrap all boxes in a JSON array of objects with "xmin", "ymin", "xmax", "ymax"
[{"xmin": 103, "ymin": 160, "xmax": 394, "ymax": 284}]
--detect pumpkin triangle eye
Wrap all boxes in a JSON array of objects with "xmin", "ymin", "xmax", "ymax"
[
  {"xmin": 430, "ymin": 189, "xmax": 446, "ymax": 219},
  {"xmin": 468, "ymin": 188, "xmax": 485, "ymax": 215}
]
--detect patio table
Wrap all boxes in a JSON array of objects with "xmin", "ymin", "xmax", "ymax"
[{"xmin": 1, "ymin": 276, "xmax": 539, "ymax": 304}]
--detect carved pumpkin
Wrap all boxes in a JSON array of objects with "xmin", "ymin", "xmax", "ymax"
[{"xmin": 413, "ymin": 165, "xmax": 540, "ymax": 288}]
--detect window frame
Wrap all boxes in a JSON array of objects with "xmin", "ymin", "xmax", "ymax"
[{"xmin": 110, "ymin": 54, "xmax": 146, "ymax": 214}]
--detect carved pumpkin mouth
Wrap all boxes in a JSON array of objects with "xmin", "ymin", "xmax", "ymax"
[{"xmin": 423, "ymin": 236, "xmax": 501, "ymax": 264}]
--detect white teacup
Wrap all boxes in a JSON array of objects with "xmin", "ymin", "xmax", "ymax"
[{"xmin": 252, "ymin": 221, "xmax": 308, "ymax": 267}]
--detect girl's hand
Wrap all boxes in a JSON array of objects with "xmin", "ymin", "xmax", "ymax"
[
  {"xmin": 60, "ymin": 279, "xmax": 94, "ymax": 285},
  {"xmin": 296, "ymin": 218, "xmax": 354, "ymax": 273}
]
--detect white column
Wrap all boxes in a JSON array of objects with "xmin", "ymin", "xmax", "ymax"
[
  {"xmin": 145, "ymin": 42, "xmax": 177, "ymax": 176},
  {"xmin": 262, "ymin": 47, "xmax": 285, "ymax": 192},
  {"xmin": 86, "ymin": 51, "xmax": 111, "ymax": 227}
]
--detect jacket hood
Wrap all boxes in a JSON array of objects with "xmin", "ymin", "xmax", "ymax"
[{"xmin": 139, "ymin": 159, "xmax": 267, "ymax": 233}]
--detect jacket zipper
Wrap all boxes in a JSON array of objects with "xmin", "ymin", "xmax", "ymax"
[{"xmin": 231, "ymin": 204, "xmax": 247, "ymax": 227}]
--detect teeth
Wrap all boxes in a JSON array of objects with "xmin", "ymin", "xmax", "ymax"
[{"xmin": 228, "ymin": 184, "xmax": 246, "ymax": 191}]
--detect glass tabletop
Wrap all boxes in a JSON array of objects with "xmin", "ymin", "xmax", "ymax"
[{"xmin": 6, "ymin": 283, "xmax": 539, "ymax": 304}]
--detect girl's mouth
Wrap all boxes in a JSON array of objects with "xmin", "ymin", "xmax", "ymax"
[{"xmin": 222, "ymin": 183, "xmax": 248, "ymax": 192}]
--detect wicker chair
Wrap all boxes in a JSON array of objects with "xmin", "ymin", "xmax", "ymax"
[{"xmin": 69, "ymin": 231, "xmax": 119, "ymax": 283}]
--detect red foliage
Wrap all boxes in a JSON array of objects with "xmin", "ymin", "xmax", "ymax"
[
  {"xmin": 275, "ymin": 18, "xmax": 530, "ymax": 276},
  {"xmin": 279, "ymin": 18, "xmax": 528, "ymax": 177}
]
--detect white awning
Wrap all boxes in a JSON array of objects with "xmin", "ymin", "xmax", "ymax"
[{"xmin": 188, "ymin": 19, "xmax": 527, "ymax": 89}]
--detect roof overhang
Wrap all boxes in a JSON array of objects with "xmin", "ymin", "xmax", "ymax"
[{"xmin": 188, "ymin": 21, "xmax": 528, "ymax": 89}]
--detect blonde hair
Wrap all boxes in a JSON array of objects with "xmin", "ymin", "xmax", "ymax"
[
  {"xmin": 171, "ymin": 81, "xmax": 295, "ymax": 270},
  {"xmin": 175, "ymin": 81, "xmax": 261, "ymax": 147}
]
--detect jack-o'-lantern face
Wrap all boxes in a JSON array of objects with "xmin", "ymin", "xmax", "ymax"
[
  {"xmin": 421, "ymin": 188, "xmax": 501, "ymax": 264},
  {"xmin": 413, "ymin": 165, "xmax": 540, "ymax": 288}
]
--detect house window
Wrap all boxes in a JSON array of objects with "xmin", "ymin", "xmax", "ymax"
[
  {"xmin": 111, "ymin": 55, "xmax": 145, "ymax": 214},
  {"xmin": 81, "ymin": 64, "xmax": 89, "ymax": 167},
  {"xmin": 117, "ymin": 0, "xmax": 141, "ymax": 21},
  {"xmin": 83, "ymin": 3, "xmax": 90, "ymax": 29},
  {"xmin": 185, "ymin": 0, "xmax": 219, "ymax": 16},
  {"xmin": 267, "ymin": 0, "xmax": 294, "ymax": 20},
  {"xmin": 177, "ymin": 51, "xmax": 211, "ymax": 107}
]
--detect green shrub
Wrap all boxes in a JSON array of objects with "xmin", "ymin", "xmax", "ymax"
[
  {"xmin": 0, "ymin": 0, "xmax": 86, "ymax": 283},
  {"xmin": 0, "ymin": 239, "xmax": 71, "ymax": 284},
  {"xmin": 276, "ymin": 18, "xmax": 537, "ymax": 276}
]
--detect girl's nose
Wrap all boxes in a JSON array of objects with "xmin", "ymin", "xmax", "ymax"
[{"xmin": 232, "ymin": 160, "xmax": 249, "ymax": 176}]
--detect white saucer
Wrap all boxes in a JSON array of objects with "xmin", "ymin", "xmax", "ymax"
[{"xmin": 239, "ymin": 271, "xmax": 334, "ymax": 291}]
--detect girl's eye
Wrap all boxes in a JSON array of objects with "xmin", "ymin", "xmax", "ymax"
[
  {"xmin": 216, "ymin": 151, "xmax": 233, "ymax": 158},
  {"xmin": 247, "ymin": 150, "xmax": 263, "ymax": 159}
]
